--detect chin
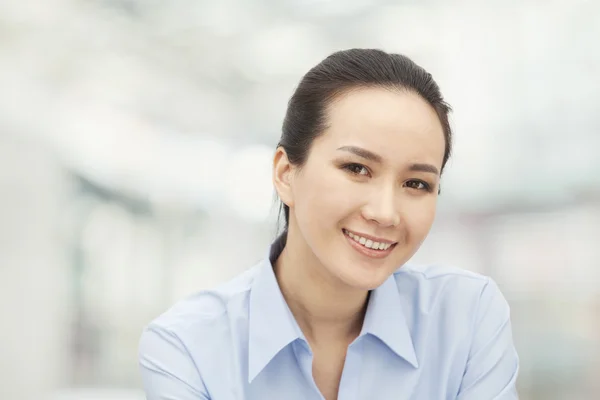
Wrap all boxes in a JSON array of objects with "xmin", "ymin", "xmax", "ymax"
[{"xmin": 319, "ymin": 238, "xmax": 407, "ymax": 290}]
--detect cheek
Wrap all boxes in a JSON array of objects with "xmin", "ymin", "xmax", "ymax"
[
  {"xmin": 403, "ymin": 198, "xmax": 437, "ymax": 237},
  {"xmin": 296, "ymin": 167, "xmax": 356, "ymax": 222}
]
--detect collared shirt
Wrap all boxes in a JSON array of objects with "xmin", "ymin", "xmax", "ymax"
[{"xmin": 139, "ymin": 238, "xmax": 519, "ymax": 400}]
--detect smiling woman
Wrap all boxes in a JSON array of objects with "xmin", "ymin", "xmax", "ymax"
[{"xmin": 139, "ymin": 49, "xmax": 519, "ymax": 400}]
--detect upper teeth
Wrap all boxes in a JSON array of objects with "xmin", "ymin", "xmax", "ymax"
[{"xmin": 344, "ymin": 230, "xmax": 393, "ymax": 250}]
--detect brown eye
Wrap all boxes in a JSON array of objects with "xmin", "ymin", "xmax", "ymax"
[
  {"xmin": 405, "ymin": 179, "xmax": 432, "ymax": 192},
  {"xmin": 343, "ymin": 163, "xmax": 370, "ymax": 176}
]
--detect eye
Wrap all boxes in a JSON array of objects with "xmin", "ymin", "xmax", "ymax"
[
  {"xmin": 405, "ymin": 179, "xmax": 432, "ymax": 192},
  {"xmin": 342, "ymin": 163, "xmax": 370, "ymax": 177}
]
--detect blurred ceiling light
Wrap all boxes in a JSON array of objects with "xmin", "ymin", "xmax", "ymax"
[
  {"xmin": 0, "ymin": 0, "xmax": 69, "ymax": 26},
  {"xmin": 52, "ymin": 98, "xmax": 232, "ymax": 209},
  {"xmin": 283, "ymin": 0, "xmax": 376, "ymax": 17},
  {"xmin": 225, "ymin": 144, "xmax": 275, "ymax": 222},
  {"xmin": 145, "ymin": 136, "xmax": 231, "ymax": 209},
  {"xmin": 195, "ymin": 1, "xmax": 259, "ymax": 37},
  {"xmin": 144, "ymin": 0, "xmax": 258, "ymax": 38},
  {"xmin": 235, "ymin": 24, "xmax": 327, "ymax": 81},
  {"xmin": 365, "ymin": 5, "xmax": 442, "ymax": 54}
]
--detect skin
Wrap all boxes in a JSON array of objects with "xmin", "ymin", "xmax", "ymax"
[{"xmin": 272, "ymin": 87, "xmax": 446, "ymax": 400}]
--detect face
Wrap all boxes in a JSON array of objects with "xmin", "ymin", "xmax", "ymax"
[{"xmin": 274, "ymin": 87, "xmax": 445, "ymax": 291}]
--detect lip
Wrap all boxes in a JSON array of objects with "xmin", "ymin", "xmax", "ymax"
[
  {"xmin": 343, "ymin": 228, "xmax": 397, "ymax": 245},
  {"xmin": 342, "ymin": 229, "xmax": 397, "ymax": 259}
]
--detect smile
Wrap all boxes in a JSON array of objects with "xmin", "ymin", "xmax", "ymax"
[{"xmin": 342, "ymin": 229, "xmax": 397, "ymax": 258}]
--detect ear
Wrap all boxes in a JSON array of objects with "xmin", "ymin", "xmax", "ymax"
[{"xmin": 273, "ymin": 147, "xmax": 295, "ymax": 209}]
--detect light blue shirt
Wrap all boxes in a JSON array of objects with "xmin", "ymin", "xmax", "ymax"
[{"xmin": 139, "ymin": 239, "xmax": 519, "ymax": 399}]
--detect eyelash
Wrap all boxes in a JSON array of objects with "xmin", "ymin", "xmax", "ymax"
[
  {"xmin": 342, "ymin": 163, "xmax": 370, "ymax": 176},
  {"xmin": 341, "ymin": 163, "xmax": 434, "ymax": 193},
  {"xmin": 405, "ymin": 180, "xmax": 433, "ymax": 192}
]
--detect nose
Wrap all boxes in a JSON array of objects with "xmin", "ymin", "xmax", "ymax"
[{"xmin": 361, "ymin": 184, "xmax": 400, "ymax": 227}]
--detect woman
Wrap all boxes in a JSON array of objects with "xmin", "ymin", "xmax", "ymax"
[{"xmin": 139, "ymin": 49, "xmax": 519, "ymax": 400}]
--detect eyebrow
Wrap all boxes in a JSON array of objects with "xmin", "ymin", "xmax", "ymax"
[
  {"xmin": 337, "ymin": 145, "xmax": 440, "ymax": 175},
  {"xmin": 337, "ymin": 146, "xmax": 382, "ymax": 163},
  {"xmin": 408, "ymin": 163, "xmax": 440, "ymax": 175}
]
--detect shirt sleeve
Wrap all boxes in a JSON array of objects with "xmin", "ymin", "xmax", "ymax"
[
  {"xmin": 456, "ymin": 278, "xmax": 520, "ymax": 400},
  {"xmin": 139, "ymin": 324, "xmax": 211, "ymax": 400}
]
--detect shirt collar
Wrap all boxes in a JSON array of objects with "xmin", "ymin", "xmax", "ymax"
[
  {"xmin": 361, "ymin": 272, "xmax": 419, "ymax": 368},
  {"xmin": 248, "ymin": 236, "xmax": 418, "ymax": 382},
  {"xmin": 247, "ymin": 235, "xmax": 304, "ymax": 383}
]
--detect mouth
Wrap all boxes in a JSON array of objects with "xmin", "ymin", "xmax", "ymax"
[{"xmin": 342, "ymin": 228, "xmax": 397, "ymax": 259}]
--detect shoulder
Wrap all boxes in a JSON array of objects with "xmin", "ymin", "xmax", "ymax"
[
  {"xmin": 391, "ymin": 264, "xmax": 518, "ymax": 395},
  {"xmin": 143, "ymin": 263, "xmax": 260, "ymax": 344},
  {"xmin": 138, "ymin": 264, "xmax": 264, "ymax": 398},
  {"xmin": 392, "ymin": 262, "xmax": 510, "ymax": 322},
  {"xmin": 395, "ymin": 262, "xmax": 495, "ymax": 294},
  {"xmin": 397, "ymin": 262, "xmax": 489, "ymax": 282}
]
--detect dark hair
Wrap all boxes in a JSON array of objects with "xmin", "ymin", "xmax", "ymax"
[{"xmin": 277, "ymin": 48, "xmax": 453, "ymax": 236}]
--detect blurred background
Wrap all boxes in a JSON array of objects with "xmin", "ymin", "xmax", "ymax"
[{"xmin": 0, "ymin": 0, "xmax": 599, "ymax": 399}]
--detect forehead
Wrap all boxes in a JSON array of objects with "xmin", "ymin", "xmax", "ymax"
[{"xmin": 316, "ymin": 87, "xmax": 445, "ymax": 166}]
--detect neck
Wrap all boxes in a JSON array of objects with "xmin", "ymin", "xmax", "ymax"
[{"xmin": 273, "ymin": 231, "xmax": 369, "ymax": 346}]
